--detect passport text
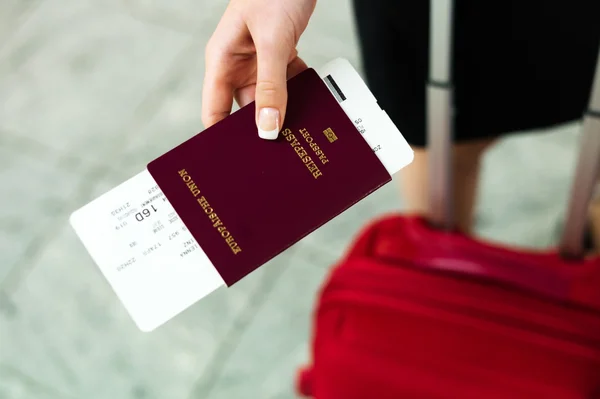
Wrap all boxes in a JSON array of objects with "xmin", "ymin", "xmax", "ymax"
[{"xmin": 178, "ymin": 169, "xmax": 242, "ymax": 255}]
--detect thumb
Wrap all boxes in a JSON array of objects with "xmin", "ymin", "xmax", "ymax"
[{"xmin": 254, "ymin": 37, "xmax": 294, "ymax": 140}]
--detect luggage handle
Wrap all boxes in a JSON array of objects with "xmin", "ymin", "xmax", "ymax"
[
  {"xmin": 427, "ymin": 0, "xmax": 455, "ymax": 231},
  {"xmin": 427, "ymin": 0, "xmax": 600, "ymax": 259},
  {"xmin": 559, "ymin": 51, "xmax": 600, "ymax": 259}
]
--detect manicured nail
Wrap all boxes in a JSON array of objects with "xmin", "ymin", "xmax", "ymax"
[{"xmin": 257, "ymin": 108, "xmax": 280, "ymax": 140}]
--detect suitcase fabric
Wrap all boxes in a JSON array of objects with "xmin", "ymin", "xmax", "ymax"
[
  {"xmin": 296, "ymin": 0, "xmax": 600, "ymax": 397},
  {"xmin": 296, "ymin": 216, "xmax": 600, "ymax": 398}
]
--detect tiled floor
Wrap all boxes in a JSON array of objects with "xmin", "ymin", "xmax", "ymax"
[{"xmin": 0, "ymin": 0, "xmax": 586, "ymax": 398}]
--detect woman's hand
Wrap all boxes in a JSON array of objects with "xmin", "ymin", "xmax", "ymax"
[{"xmin": 202, "ymin": 0, "xmax": 317, "ymax": 139}]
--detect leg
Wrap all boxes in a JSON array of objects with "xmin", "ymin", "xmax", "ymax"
[
  {"xmin": 351, "ymin": 1, "xmax": 495, "ymax": 234},
  {"xmin": 586, "ymin": 179, "xmax": 600, "ymax": 253},
  {"xmin": 398, "ymin": 138, "xmax": 496, "ymax": 235},
  {"xmin": 588, "ymin": 200, "xmax": 600, "ymax": 253}
]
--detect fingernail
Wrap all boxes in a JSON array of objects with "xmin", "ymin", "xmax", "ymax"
[{"xmin": 258, "ymin": 108, "xmax": 280, "ymax": 140}]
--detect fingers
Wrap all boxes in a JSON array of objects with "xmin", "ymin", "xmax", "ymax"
[
  {"xmin": 234, "ymin": 54, "xmax": 306, "ymax": 109},
  {"xmin": 252, "ymin": 30, "xmax": 296, "ymax": 140},
  {"xmin": 234, "ymin": 84, "xmax": 256, "ymax": 108},
  {"xmin": 201, "ymin": 8, "xmax": 240, "ymax": 129},
  {"xmin": 201, "ymin": 72, "xmax": 234, "ymax": 129},
  {"xmin": 202, "ymin": 1, "xmax": 307, "ymax": 138},
  {"xmin": 287, "ymin": 56, "xmax": 308, "ymax": 79}
]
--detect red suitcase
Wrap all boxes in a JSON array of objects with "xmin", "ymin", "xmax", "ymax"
[{"xmin": 296, "ymin": 0, "xmax": 600, "ymax": 397}]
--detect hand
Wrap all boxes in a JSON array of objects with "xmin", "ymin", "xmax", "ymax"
[{"xmin": 202, "ymin": 0, "xmax": 317, "ymax": 139}]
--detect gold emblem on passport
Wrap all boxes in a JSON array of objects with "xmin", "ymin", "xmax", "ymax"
[{"xmin": 323, "ymin": 127, "xmax": 338, "ymax": 143}]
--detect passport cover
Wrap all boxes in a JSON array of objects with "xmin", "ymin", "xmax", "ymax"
[{"xmin": 147, "ymin": 68, "xmax": 391, "ymax": 286}]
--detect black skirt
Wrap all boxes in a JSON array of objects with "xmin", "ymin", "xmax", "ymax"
[{"xmin": 352, "ymin": 0, "xmax": 600, "ymax": 147}]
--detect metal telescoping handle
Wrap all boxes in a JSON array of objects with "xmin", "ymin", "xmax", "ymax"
[
  {"xmin": 428, "ymin": 1, "xmax": 600, "ymax": 254},
  {"xmin": 427, "ymin": 0, "xmax": 455, "ymax": 230},
  {"xmin": 559, "ymin": 48, "xmax": 600, "ymax": 259}
]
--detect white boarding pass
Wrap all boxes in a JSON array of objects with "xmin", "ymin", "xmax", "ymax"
[{"xmin": 70, "ymin": 58, "xmax": 414, "ymax": 332}]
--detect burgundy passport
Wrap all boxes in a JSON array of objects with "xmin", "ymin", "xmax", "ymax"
[{"xmin": 147, "ymin": 68, "xmax": 391, "ymax": 286}]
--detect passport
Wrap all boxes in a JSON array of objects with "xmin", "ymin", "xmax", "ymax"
[
  {"xmin": 70, "ymin": 58, "xmax": 414, "ymax": 331},
  {"xmin": 147, "ymin": 68, "xmax": 391, "ymax": 286}
]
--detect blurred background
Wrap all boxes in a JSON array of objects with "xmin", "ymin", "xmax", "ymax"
[{"xmin": 0, "ymin": 0, "xmax": 584, "ymax": 398}]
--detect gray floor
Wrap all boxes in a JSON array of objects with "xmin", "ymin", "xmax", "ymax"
[{"xmin": 0, "ymin": 0, "xmax": 586, "ymax": 398}]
